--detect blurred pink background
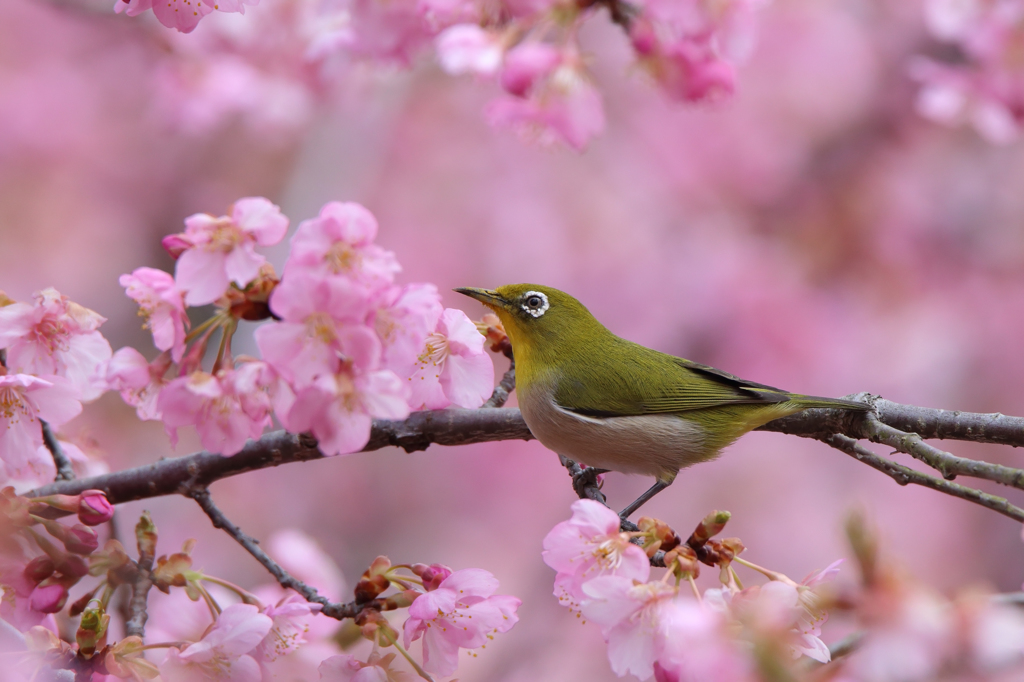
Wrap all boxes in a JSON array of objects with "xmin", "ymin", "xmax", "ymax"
[{"xmin": 4, "ymin": 0, "xmax": 1024, "ymax": 679}]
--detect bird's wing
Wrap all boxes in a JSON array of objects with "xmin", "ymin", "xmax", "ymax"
[{"xmin": 554, "ymin": 341, "xmax": 790, "ymax": 418}]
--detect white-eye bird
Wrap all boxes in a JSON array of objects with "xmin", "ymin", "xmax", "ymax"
[{"xmin": 455, "ymin": 284, "xmax": 869, "ymax": 517}]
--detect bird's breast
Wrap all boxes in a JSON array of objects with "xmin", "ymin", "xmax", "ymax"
[{"xmin": 518, "ymin": 380, "xmax": 709, "ymax": 479}]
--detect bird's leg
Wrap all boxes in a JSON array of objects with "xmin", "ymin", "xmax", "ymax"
[{"xmin": 619, "ymin": 480, "xmax": 670, "ymax": 520}]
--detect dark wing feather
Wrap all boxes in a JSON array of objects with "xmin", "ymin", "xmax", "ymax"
[{"xmin": 555, "ymin": 337, "xmax": 791, "ymax": 418}]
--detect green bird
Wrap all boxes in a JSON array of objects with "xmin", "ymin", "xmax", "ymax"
[{"xmin": 455, "ymin": 284, "xmax": 869, "ymax": 517}]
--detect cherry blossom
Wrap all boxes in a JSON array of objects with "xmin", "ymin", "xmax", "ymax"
[
  {"xmin": 654, "ymin": 599, "xmax": 754, "ymax": 682},
  {"xmin": 435, "ymin": 24, "xmax": 504, "ymax": 76},
  {"xmin": 580, "ymin": 576, "xmax": 680, "ymax": 680},
  {"xmin": 542, "ymin": 499, "xmax": 651, "ymax": 608},
  {"xmin": 403, "ymin": 568, "xmax": 521, "ymax": 676},
  {"xmin": 406, "ymin": 308, "xmax": 493, "ymax": 410},
  {"xmin": 487, "ymin": 60, "xmax": 606, "ymax": 151},
  {"xmin": 253, "ymin": 593, "xmax": 320, "ymax": 663},
  {"xmin": 0, "ymin": 289, "xmax": 112, "ymax": 401},
  {"xmin": 256, "ymin": 273, "xmax": 379, "ymax": 388},
  {"xmin": 319, "ymin": 652, "xmax": 404, "ymax": 681},
  {"xmin": 499, "ymin": 42, "xmax": 562, "ymax": 97},
  {"xmin": 283, "ymin": 201, "xmax": 401, "ymax": 294},
  {"xmin": 119, "ymin": 267, "xmax": 189, "ymax": 362},
  {"xmin": 168, "ymin": 197, "xmax": 289, "ymax": 306},
  {"xmin": 157, "ymin": 368, "xmax": 270, "ymax": 455},
  {"xmin": 159, "ymin": 603, "xmax": 273, "ymax": 682},
  {"xmin": 373, "ymin": 283, "xmax": 443, "ymax": 373},
  {"xmin": 0, "ymin": 374, "xmax": 82, "ymax": 480},
  {"xmin": 101, "ymin": 347, "xmax": 171, "ymax": 421},
  {"xmin": 279, "ymin": 366, "xmax": 409, "ymax": 456},
  {"xmin": 114, "ymin": 0, "xmax": 259, "ymax": 34}
]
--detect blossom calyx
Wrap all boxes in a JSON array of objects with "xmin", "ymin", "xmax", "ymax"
[
  {"xmin": 637, "ymin": 516, "xmax": 681, "ymax": 556},
  {"xmin": 89, "ymin": 540, "xmax": 133, "ymax": 583},
  {"xmin": 664, "ymin": 544, "xmax": 700, "ymax": 580},
  {"xmin": 105, "ymin": 636, "xmax": 160, "ymax": 681},
  {"xmin": 384, "ymin": 588, "xmax": 421, "ymax": 609},
  {"xmin": 77, "ymin": 490, "xmax": 114, "ymax": 526},
  {"xmin": 153, "ymin": 546, "xmax": 194, "ymax": 592}
]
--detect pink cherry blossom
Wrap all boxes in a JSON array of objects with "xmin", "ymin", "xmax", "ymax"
[
  {"xmin": 580, "ymin": 576, "xmax": 680, "ymax": 680},
  {"xmin": 115, "ymin": 0, "xmax": 258, "ymax": 34},
  {"xmin": 257, "ymin": 273, "xmax": 380, "ymax": 388},
  {"xmin": 435, "ymin": 24, "xmax": 504, "ymax": 76},
  {"xmin": 253, "ymin": 594, "xmax": 320, "ymax": 663},
  {"xmin": 542, "ymin": 499, "xmax": 651, "ymax": 608},
  {"xmin": 0, "ymin": 374, "xmax": 82, "ymax": 480},
  {"xmin": 486, "ymin": 63, "xmax": 606, "ymax": 151},
  {"xmin": 0, "ymin": 289, "xmax": 112, "ymax": 402},
  {"xmin": 403, "ymin": 568, "xmax": 521, "ymax": 676},
  {"xmin": 119, "ymin": 267, "xmax": 189, "ymax": 362},
  {"xmin": 654, "ymin": 599, "xmax": 755, "ymax": 682},
  {"xmin": 157, "ymin": 368, "xmax": 270, "ymax": 455},
  {"xmin": 170, "ymin": 197, "xmax": 289, "ymax": 306},
  {"xmin": 279, "ymin": 366, "xmax": 409, "ymax": 456},
  {"xmin": 373, "ymin": 283, "xmax": 443, "ymax": 373},
  {"xmin": 406, "ymin": 308, "xmax": 493, "ymax": 410},
  {"xmin": 500, "ymin": 42, "xmax": 562, "ymax": 97},
  {"xmin": 101, "ymin": 347, "xmax": 172, "ymax": 421},
  {"xmin": 159, "ymin": 603, "xmax": 273, "ymax": 682},
  {"xmin": 283, "ymin": 202, "xmax": 401, "ymax": 293},
  {"xmin": 319, "ymin": 652, "xmax": 404, "ymax": 682}
]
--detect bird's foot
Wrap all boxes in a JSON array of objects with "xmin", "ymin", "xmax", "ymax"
[{"xmin": 565, "ymin": 459, "xmax": 608, "ymax": 503}]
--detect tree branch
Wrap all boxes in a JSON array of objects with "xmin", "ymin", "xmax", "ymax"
[
  {"xmin": 25, "ymin": 397, "xmax": 1024, "ymax": 526},
  {"xmin": 40, "ymin": 420, "xmax": 75, "ymax": 482},
  {"xmin": 821, "ymin": 434, "xmax": 1024, "ymax": 523}
]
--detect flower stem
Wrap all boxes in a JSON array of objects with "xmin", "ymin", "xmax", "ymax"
[
  {"xmin": 201, "ymin": 575, "xmax": 261, "ymax": 606},
  {"xmin": 380, "ymin": 625, "xmax": 434, "ymax": 682},
  {"xmin": 733, "ymin": 557, "xmax": 794, "ymax": 585}
]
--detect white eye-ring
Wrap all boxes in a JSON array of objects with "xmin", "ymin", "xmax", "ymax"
[{"xmin": 521, "ymin": 291, "xmax": 549, "ymax": 318}]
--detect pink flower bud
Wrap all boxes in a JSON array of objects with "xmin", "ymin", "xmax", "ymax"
[
  {"xmin": 412, "ymin": 563, "xmax": 453, "ymax": 591},
  {"xmin": 23, "ymin": 556, "xmax": 56, "ymax": 584},
  {"xmin": 500, "ymin": 42, "xmax": 561, "ymax": 97},
  {"xmin": 56, "ymin": 554, "xmax": 89, "ymax": 580},
  {"xmin": 29, "ymin": 582, "xmax": 68, "ymax": 613},
  {"xmin": 77, "ymin": 490, "xmax": 114, "ymax": 526},
  {"xmin": 161, "ymin": 234, "xmax": 193, "ymax": 260},
  {"xmin": 63, "ymin": 524, "xmax": 100, "ymax": 555}
]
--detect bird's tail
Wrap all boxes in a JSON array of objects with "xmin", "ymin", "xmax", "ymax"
[{"xmin": 785, "ymin": 394, "xmax": 870, "ymax": 412}]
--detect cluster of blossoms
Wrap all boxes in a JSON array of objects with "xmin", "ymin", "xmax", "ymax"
[
  {"xmin": 914, "ymin": 0, "xmax": 1024, "ymax": 143},
  {"xmin": 0, "ymin": 492, "xmax": 520, "ymax": 681},
  {"xmin": 105, "ymin": 196, "xmax": 495, "ymax": 458},
  {"xmin": 119, "ymin": 0, "xmax": 766, "ymax": 150},
  {"xmin": 543, "ymin": 500, "xmax": 1024, "ymax": 681}
]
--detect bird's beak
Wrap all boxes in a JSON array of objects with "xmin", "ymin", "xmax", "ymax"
[{"xmin": 454, "ymin": 287, "xmax": 508, "ymax": 311}]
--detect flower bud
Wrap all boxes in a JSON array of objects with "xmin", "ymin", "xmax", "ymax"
[
  {"xmin": 63, "ymin": 524, "xmax": 100, "ymax": 555},
  {"xmin": 500, "ymin": 42, "xmax": 561, "ymax": 97},
  {"xmin": 29, "ymin": 581, "xmax": 68, "ymax": 613},
  {"xmin": 55, "ymin": 554, "xmax": 89, "ymax": 580},
  {"xmin": 689, "ymin": 510, "xmax": 731, "ymax": 548},
  {"xmin": 354, "ymin": 575, "xmax": 390, "ymax": 603},
  {"xmin": 411, "ymin": 563, "xmax": 452, "ymax": 591},
  {"xmin": 23, "ymin": 556, "xmax": 56, "ymax": 584},
  {"xmin": 135, "ymin": 511, "xmax": 158, "ymax": 559},
  {"xmin": 77, "ymin": 490, "xmax": 114, "ymax": 526},
  {"xmin": 384, "ymin": 589, "xmax": 421, "ymax": 610},
  {"xmin": 76, "ymin": 606, "xmax": 110, "ymax": 658},
  {"xmin": 161, "ymin": 234, "xmax": 192, "ymax": 260}
]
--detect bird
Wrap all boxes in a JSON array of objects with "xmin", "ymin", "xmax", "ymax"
[{"xmin": 455, "ymin": 284, "xmax": 870, "ymax": 518}]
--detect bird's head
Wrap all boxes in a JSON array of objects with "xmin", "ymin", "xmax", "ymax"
[{"xmin": 454, "ymin": 284, "xmax": 605, "ymax": 361}]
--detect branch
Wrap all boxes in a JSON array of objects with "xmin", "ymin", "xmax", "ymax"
[
  {"xmin": 124, "ymin": 555, "xmax": 154, "ymax": 638},
  {"xmin": 25, "ymin": 397, "xmax": 1024, "ymax": 526},
  {"xmin": 40, "ymin": 420, "xmax": 75, "ymax": 482},
  {"xmin": 821, "ymin": 434, "xmax": 1024, "ymax": 523},
  {"xmin": 190, "ymin": 487, "xmax": 388, "ymax": 621}
]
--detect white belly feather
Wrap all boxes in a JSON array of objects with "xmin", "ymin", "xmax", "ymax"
[{"xmin": 518, "ymin": 382, "xmax": 707, "ymax": 479}]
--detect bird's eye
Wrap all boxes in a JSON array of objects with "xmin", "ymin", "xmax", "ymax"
[{"xmin": 520, "ymin": 290, "xmax": 549, "ymax": 318}]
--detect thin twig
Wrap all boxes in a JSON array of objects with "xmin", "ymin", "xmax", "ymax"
[
  {"xmin": 861, "ymin": 411, "xmax": 1024, "ymax": 488},
  {"xmin": 40, "ymin": 420, "xmax": 75, "ymax": 482},
  {"xmin": 125, "ymin": 551, "xmax": 155, "ymax": 638},
  {"xmin": 822, "ymin": 434, "xmax": 1024, "ymax": 523},
  {"xmin": 189, "ymin": 487, "xmax": 384, "ymax": 621}
]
